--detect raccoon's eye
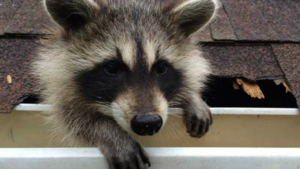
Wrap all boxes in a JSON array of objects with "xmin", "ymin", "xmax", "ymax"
[
  {"xmin": 104, "ymin": 63, "xmax": 119, "ymax": 75},
  {"xmin": 156, "ymin": 62, "xmax": 168, "ymax": 75}
]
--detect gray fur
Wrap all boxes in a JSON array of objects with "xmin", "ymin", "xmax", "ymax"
[{"xmin": 33, "ymin": 0, "xmax": 218, "ymax": 168}]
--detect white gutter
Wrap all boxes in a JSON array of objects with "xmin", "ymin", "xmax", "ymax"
[
  {"xmin": 0, "ymin": 148, "xmax": 300, "ymax": 169},
  {"xmin": 13, "ymin": 104, "xmax": 300, "ymax": 115}
]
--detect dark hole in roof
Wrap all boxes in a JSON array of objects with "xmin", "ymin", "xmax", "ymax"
[
  {"xmin": 21, "ymin": 95, "xmax": 40, "ymax": 104},
  {"xmin": 202, "ymin": 77, "xmax": 298, "ymax": 108}
]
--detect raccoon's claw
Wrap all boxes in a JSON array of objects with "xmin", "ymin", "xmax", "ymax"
[
  {"xmin": 185, "ymin": 112, "xmax": 212, "ymax": 138},
  {"xmin": 184, "ymin": 99, "xmax": 212, "ymax": 138},
  {"xmin": 107, "ymin": 142, "xmax": 150, "ymax": 169}
]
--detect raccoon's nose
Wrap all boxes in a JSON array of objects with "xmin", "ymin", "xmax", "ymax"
[{"xmin": 131, "ymin": 114, "xmax": 163, "ymax": 136}]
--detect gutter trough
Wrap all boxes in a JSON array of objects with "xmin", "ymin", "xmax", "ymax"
[
  {"xmin": 0, "ymin": 104, "xmax": 298, "ymax": 169},
  {"xmin": 0, "ymin": 148, "xmax": 300, "ymax": 169}
]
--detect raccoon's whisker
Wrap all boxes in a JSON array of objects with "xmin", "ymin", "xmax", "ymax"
[
  {"xmin": 167, "ymin": 89, "xmax": 178, "ymax": 99},
  {"xmin": 97, "ymin": 82, "xmax": 105, "ymax": 86},
  {"xmin": 96, "ymin": 96, "xmax": 105, "ymax": 101},
  {"xmin": 94, "ymin": 101, "xmax": 110, "ymax": 106},
  {"xmin": 94, "ymin": 97, "xmax": 112, "ymax": 103}
]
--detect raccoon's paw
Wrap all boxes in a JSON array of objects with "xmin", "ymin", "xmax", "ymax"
[
  {"xmin": 107, "ymin": 142, "xmax": 151, "ymax": 169},
  {"xmin": 184, "ymin": 100, "xmax": 212, "ymax": 138}
]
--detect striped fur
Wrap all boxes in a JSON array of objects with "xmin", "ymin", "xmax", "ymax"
[{"xmin": 33, "ymin": 0, "xmax": 218, "ymax": 168}]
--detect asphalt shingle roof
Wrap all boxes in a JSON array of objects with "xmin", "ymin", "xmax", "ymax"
[{"xmin": 0, "ymin": 0, "xmax": 300, "ymax": 113}]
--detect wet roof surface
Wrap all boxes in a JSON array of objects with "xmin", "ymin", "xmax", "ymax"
[{"xmin": 1, "ymin": 0, "xmax": 300, "ymax": 112}]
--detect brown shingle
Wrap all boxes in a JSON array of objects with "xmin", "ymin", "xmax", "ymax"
[
  {"xmin": 222, "ymin": 0, "xmax": 300, "ymax": 41},
  {"xmin": 193, "ymin": 26, "xmax": 213, "ymax": 42},
  {"xmin": 272, "ymin": 44, "xmax": 300, "ymax": 106},
  {"xmin": 210, "ymin": 5, "xmax": 236, "ymax": 41},
  {"xmin": 4, "ymin": 0, "xmax": 54, "ymax": 34},
  {"xmin": 202, "ymin": 44, "xmax": 285, "ymax": 80},
  {"xmin": 0, "ymin": 0, "xmax": 24, "ymax": 35},
  {"xmin": 0, "ymin": 38, "xmax": 39, "ymax": 113}
]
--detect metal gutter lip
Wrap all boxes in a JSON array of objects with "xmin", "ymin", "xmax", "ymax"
[
  {"xmin": 1, "ymin": 147, "xmax": 300, "ymax": 157},
  {"xmin": 0, "ymin": 148, "xmax": 300, "ymax": 169},
  {"xmin": 13, "ymin": 104, "xmax": 300, "ymax": 115}
]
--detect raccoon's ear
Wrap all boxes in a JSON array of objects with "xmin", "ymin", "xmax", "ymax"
[
  {"xmin": 164, "ymin": 0, "xmax": 217, "ymax": 36},
  {"xmin": 44, "ymin": 0, "xmax": 101, "ymax": 30}
]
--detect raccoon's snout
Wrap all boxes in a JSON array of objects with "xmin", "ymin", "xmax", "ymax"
[{"xmin": 131, "ymin": 114, "xmax": 163, "ymax": 136}]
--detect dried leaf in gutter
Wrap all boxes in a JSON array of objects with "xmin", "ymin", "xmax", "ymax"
[
  {"xmin": 236, "ymin": 78, "xmax": 265, "ymax": 99},
  {"xmin": 7, "ymin": 75, "xmax": 12, "ymax": 84},
  {"xmin": 232, "ymin": 80, "xmax": 240, "ymax": 90},
  {"xmin": 274, "ymin": 79, "xmax": 292, "ymax": 93}
]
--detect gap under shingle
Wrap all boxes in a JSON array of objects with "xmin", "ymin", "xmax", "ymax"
[{"xmin": 203, "ymin": 77, "xmax": 297, "ymax": 108}]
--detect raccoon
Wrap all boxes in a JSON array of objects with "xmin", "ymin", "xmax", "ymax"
[{"xmin": 34, "ymin": 0, "xmax": 218, "ymax": 168}]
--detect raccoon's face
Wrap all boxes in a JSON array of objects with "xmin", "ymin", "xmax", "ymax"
[{"xmin": 43, "ymin": 0, "xmax": 216, "ymax": 136}]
